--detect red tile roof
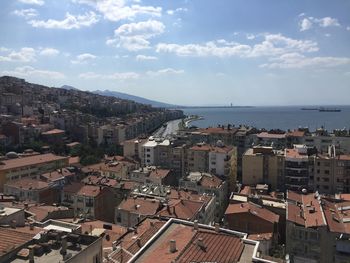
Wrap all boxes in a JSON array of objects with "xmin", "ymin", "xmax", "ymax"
[
  {"xmin": 225, "ymin": 203, "xmax": 279, "ymax": 224},
  {"xmin": 322, "ymin": 200, "xmax": 350, "ymax": 234},
  {"xmin": 0, "ymin": 154, "xmax": 68, "ymax": 171},
  {"xmin": 118, "ymin": 198, "xmax": 160, "ymax": 216},
  {"xmin": 287, "ymin": 191, "xmax": 326, "ymax": 228},
  {"xmin": 149, "ymin": 169, "xmax": 170, "ymax": 179},
  {"xmin": 77, "ymin": 185, "xmax": 103, "ymax": 197},
  {"xmin": 176, "ymin": 231, "xmax": 244, "ymax": 263},
  {"xmin": 286, "ymin": 130, "xmax": 306, "ymax": 137},
  {"xmin": 158, "ymin": 199, "xmax": 204, "ymax": 221},
  {"xmin": 0, "ymin": 228, "xmax": 35, "ymax": 256}
]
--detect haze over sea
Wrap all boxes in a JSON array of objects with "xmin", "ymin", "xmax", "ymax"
[{"xmin": 182, "ymin": 106, "xmax": 350, "ymax": 131}]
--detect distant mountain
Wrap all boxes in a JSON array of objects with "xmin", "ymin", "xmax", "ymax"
[
  {"xmin": 93, "ymin": 89, "xmax": 177, "ymax": 108},
  {"xmin": 60, "ymin": 85, "xmax": 80, "ymax": 91}
]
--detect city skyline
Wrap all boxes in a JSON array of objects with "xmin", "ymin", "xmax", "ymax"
[{"xmin": 1, "ymin": 0, "xmax": 350, "ymax": 106}]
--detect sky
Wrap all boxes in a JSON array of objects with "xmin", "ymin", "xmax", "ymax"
[{"xmin": 0, "ymin": 0, "xmax": 350, "ymax": 106}]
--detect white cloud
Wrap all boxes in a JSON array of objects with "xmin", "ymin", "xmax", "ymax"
[
  {"xmin": 300, "ymin": 18, "xmax": 313, "ymax": 31},
  {"xmin": 73, "ymin": 0, "xmax": 161, "ymax": 22},
  {"xmin": 71, "ymin": 53, "xmax": 97, "ymax": 64},
  {"xmin": 299, "ymin": 16, "xmax": 340, "ymax": 31},
  {"xmin": 147, "ymin": 68, "xmax": 184, "ymax": 76},
  {"xmin": 2, "ymin": 66, "xmax": 65, "ymax": 79},
  {"xmin": 136, "ymin": 54, "xmax": 158, "ymax": 61},
  {"xmin": 0, "ymin": 47, "xmax": 36, "ymax": 62},
  {"xmin": 18, "ymin": 0, "xmax": 44, "ymax": 6},
  {"xmin": 246, "ymin": 34, "xmax": 256, "ymax": 40},
  {"xmin": 13, "ymin": 8, "xmax": 38, "ymax": 19},
  {"xmin": 167, "ymin": 7, "xmax": 188, "ymax": 15},
  {"xmin": 79, "ymin": 71, "xmax": 139, "ymax": 80},
  {"xmin": 108, "ymin": 20, "xmax": 165, "ymax": 51},
  {"xmin": 39, "ymin": 48, "xmax": 59, "ymax": 56},
  {"xmin": 28, "ymin": 11, "xmax": 99, "ymax": 29},
  {"xmin": 156, "ymin": 34, "xmax": 318, "ymax": 58},
  {"xmin": 347, "ymin": 26, "xmax": 350, "ymax": 31},
  {"xmin": 260, "ymin": 53, "xmax": 350, "ymax": 69},
  {"xmin": 318, "ymin": 17, "xmax": 340, "ymax": 27}
]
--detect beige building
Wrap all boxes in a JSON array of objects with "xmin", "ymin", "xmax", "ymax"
[
  {"xmin": 187, "ymin": 143, "xmax": 234, "ymax": 177},
  {"xmin": 311, "ymin": 149, "xmax": 350, "ymax": 194},
  {"xmin": 0, "ymin": 153, "xmax": 69, "ymax": 190},
  {"xmin": 242, "ymin": 146, "xmax": 284, "ymax": 190}
]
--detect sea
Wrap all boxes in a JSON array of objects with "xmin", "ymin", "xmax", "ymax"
[{"xmin": 181, "ymin": 106, "xmax": 350, "ymax": 131}]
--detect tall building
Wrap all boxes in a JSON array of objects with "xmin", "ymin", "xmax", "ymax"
[
  {"xmin": 242, "ymin": 146, "xmax": 284, "ymax": 190},
  {"xmin": 284, "ymin": 145, "xmax": 312, "ymax": 192}
]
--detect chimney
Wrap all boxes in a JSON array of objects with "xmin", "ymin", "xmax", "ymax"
[
  {"xmin": 61, "ymin": 235, "xmax": 67, "ymax": 255},
  {"xmin": 112, "ymin": 242, "xmax": 117, "ymax": 251},
  {"xmin": 29, "ymin": 245, "xmax": 35, "ymax": 263},
  {"xmin": 196, "ymin": 238, "xmax": 205, "ymax": 249},
  {"xmin": 193, "ymin": 220, "xmax": 198, "ymax": 230},
  {"xmin": 169, "ymin": 240, "xmax": 177, "ymax": 253},
  {"xmin": 29, "ymin": 223, "xmax": 34, "ymax": 230},
  {"xmin": 10, "ymin": 220, "xmax": 17, "ymax": 229},
  {"xmin": 214, "ymin": 223, "xmax": 220, "ymax": 232},
  {"xmin": 172, "ymin": 206, "xmax": 176, "ymax": 214},
  {"xmin": 136, "ymin": 238, "xmax": 141, "ymax": 247}
]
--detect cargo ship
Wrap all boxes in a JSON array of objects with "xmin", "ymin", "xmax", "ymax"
[{"xmin": 318, "ymin": 107, "xmax": 341, "ymax": 112}]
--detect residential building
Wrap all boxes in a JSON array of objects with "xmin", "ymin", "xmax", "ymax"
[
  {"xmin": 284, "ymin": 145, "xmax": 313, "ymax": 192},
  {"xmin": 0, "ymin": 153, "xmax": 69, "ymax": 190},
  {"xmin": 311, "ymin": 148, "xmax": 350, "ymax": 194},
  {"xmin": 242, "ymin": 146, "xmax": 284, "ymax": 190},
  {"xmin": 4, "ymin": 178, "xmax": 59, "ymax": 204},
  {"xmin": 179, "ymin": 172, "xmax": 228, "ymax": 220},
  {"xmin": 286, "ymin": 191, "xmax": 328, "ymax": 263},
  {"xmin": 187, "ymin": 143, "xmax": 234, "ymax": 178},
  {"xmin": 130, "ymin": 166, "xmax": 175, "ymax": 185},
  {"xmin": 224, "ymin": 202, "xmax": 280, "ymax": 254}
]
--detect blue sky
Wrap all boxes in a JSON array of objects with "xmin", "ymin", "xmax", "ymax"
[{"xmin": 0, "ymin": 0, "xmax": 350, "ymax": 106}]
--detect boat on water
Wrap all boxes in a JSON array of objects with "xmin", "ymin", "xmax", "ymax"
[
  {"xmin": 301, "ymin": 107, "xmax": 318, "ymax": 111},
  {"xmin": 319, "ymin": 107, "xmax": 341, "ymax": 112}
]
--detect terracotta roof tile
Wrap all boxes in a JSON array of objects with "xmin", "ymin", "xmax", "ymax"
[
  {"xmin": 0, "ymin": 228, "xmax": 34, "ymax": 256},
  {"xmin": 225, "ymin": 203, "xmax": 279, "ymax": 224},
  {"xmin": 0, "ymin": 154, "xmax": 68, "ymax": 171}
]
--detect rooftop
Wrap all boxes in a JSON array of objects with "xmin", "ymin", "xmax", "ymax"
[
  {"xmin": 80, "ymin": 220, "xmax": 127, "ymax": 249},
  {"xmin": 0, "ymin": 227, "xmax": 34, "ymax": 257},
  {"xmin": 322, "ymin": 199, "xmax": 350, "ymax": 234},
  {"xmin": 287, "ymin": 191, "xmax": 326, "ymax": 228},
  {"xmin": 126, "ymin": 218, "xmax": 260, "ymax": 263},
  {"xmin": 76, "ymin": 185, "xmax": 103, "ymax": 197},
  {"xmin": 5, "ymin": 178, "xmax": 50, "ymax": 190},
  {"xmin": 225, "ymin": 202, "xmax": 280, "ymax": 224},
  {"xmin": 41, "ymin": 129, "xmax": 65, "ymax": 135},
  {"xmin": 257, "ymin": 132, "xmax": 286, "ymax": 139},
  {"xmin": 118, "ymin": 197, "xmax": 161, "ymax": 216},
  {"xmin": 186, "ymin": 172, "xmax": 223, "ymax": 188},
  {"xmin": 0, "ymin": 154, "xmax": 68, "ymax": 171}
]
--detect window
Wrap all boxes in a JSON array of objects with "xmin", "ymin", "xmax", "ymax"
[{"xmin": 325, "ymin": 170, "xmax": 330, "ymax": 175}]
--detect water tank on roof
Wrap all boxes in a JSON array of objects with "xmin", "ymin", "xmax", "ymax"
[{"xmin": 6, "ymin": 152, "xmax": 18, "ymax": 159}]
